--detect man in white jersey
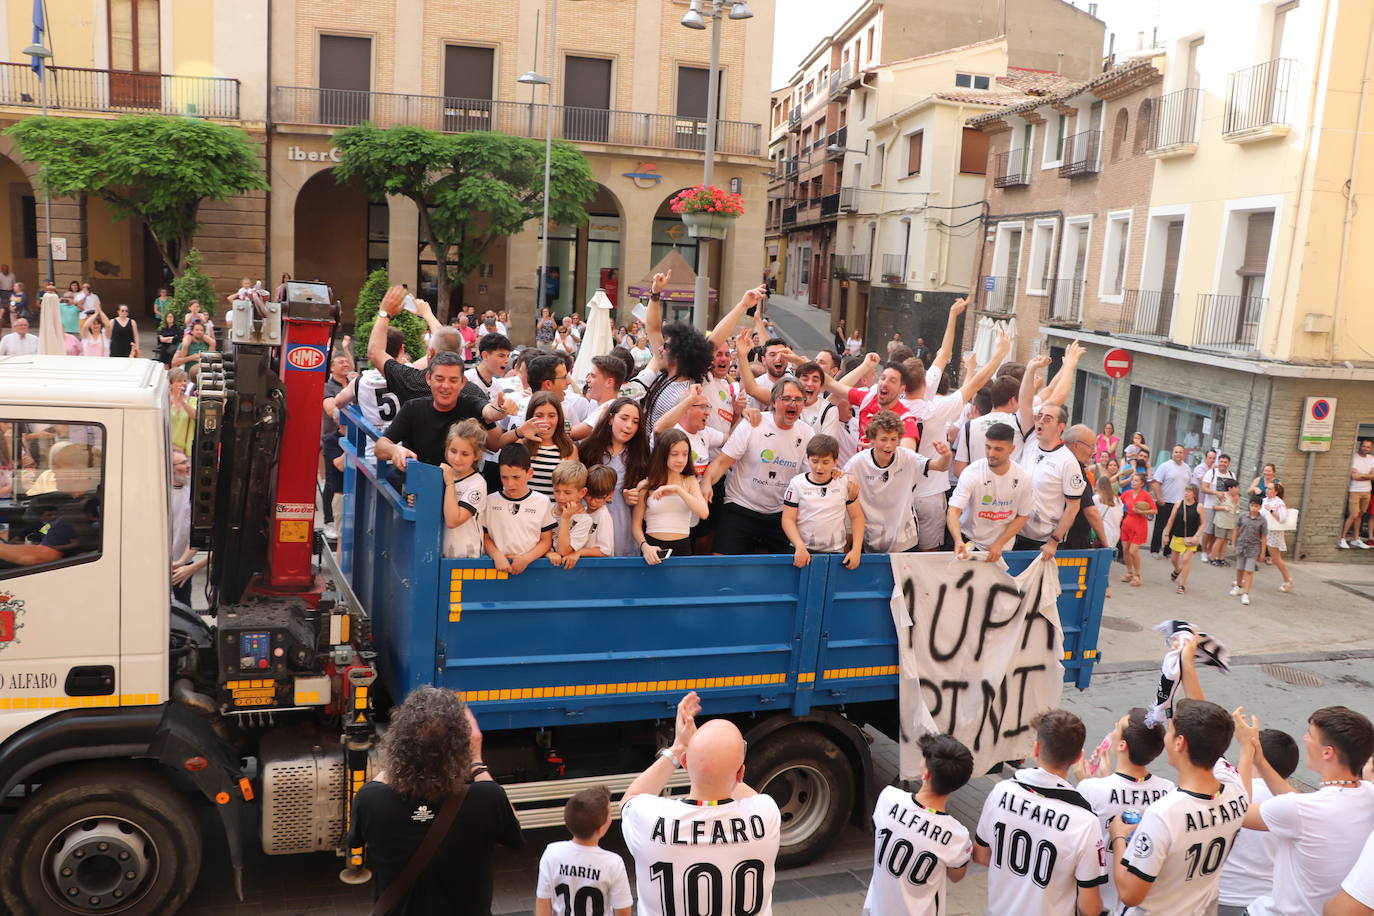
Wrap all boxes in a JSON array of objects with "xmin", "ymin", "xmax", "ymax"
[
  {"xmin": 953, "ymin": 375, "xmax": 1027, "ymax": 476},
  {"xmin": 333, "ymin": 326, "xmax": 404, "ymax": 460},
  {"xmin": 793, "ymin": 360, "xmax": 843, "ymax": 440},
  {"xmin": 1111, "ymin": 697, "xmax": 1257, "ymax": 915},
  {"xmin": 1015, "ymin": 403, "xmax": 1088, "ymax": 557},
  {"xmin": 1237, "ymin": 706, "xmax": 1374, "ymax": 916},
  {"xmin": 1217, "ymin": 729, "xmax": 1300, "ymax": 916},
  {"xmin": 622, "ymin": 692, "xmax": 781, "ymax": 916},
  {"xmin": 947, "ymin": 422, "xmax": 1033, "ymax": 562},
  {"xmin": 700, "ymin": 377, "xmax": 814, "ymax": 554},
  {"xmin": 1078, "ymin": 708, "xmax": 1176, "ymax": 914},
  {"xmin": 864, "ymin": 734, "xmax": 974, "ymax": 916},
  {"xmin": 701, "ymin": 336, "xmax": 742, "ymax": 439},
  {"xmin": 904, "ymin": 324, "xmax": 1009, "ymax": 550},
  {"xmin": 973, "ymin": 710, "xmax": 1106, "ymax": 915}
]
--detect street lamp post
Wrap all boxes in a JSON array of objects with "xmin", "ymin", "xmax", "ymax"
[
  {"xmin": 24, "ymin": 41, "xmax": 54, "ymax": 285},
  {"xmin": 518, "ymin": 1, "xmax": 555, "ymax": 318},
  {"xmin": 682, "ymin": 0, "xmax": 753, "ymax": 331}
]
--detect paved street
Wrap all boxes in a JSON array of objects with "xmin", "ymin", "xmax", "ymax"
[{"xmin": 179, "ymin": 541, "xmax": 1374, "ymax": 915}]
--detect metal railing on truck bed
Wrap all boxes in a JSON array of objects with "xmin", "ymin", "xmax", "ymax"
[{"xmin": 337, "ymin": 408, "xmax": 1110, "ymax": 729}]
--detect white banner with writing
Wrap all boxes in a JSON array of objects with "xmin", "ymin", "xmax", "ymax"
[{"xmin": 889, "ymin": 554, "xmax": 1064, "ymax": 780}]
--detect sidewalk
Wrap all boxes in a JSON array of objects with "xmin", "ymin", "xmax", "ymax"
[{"xmin": 764, "ymin": 293, "xmax": 834, "ymax": 355}]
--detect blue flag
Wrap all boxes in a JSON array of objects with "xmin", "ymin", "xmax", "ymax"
[{"xmin": 31, "ymin": 0, "xmax": 45, "ymax": 79}]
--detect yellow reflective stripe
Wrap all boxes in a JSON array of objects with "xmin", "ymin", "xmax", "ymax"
[
  {"xmin": 461, "ymin": 673, "xmax": 789, "ymax": 703},
  {"xmin": 0, "ymin": 693, "xmax": 161, "ymax": 710}
]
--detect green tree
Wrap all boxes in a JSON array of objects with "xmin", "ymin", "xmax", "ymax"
[
  {"xmin": 353, "ymin": 268, "xmax": 426, "ymax": 362},
  {"xmin": 169, "ymin": 248, "xmax": 217, "ymax": 325},
  {"xmin": 332, "ymin": 125, "xmax": 596, "ymax": 321},
  {"xmin": 4, "ymin": 115, "xmax": 268, "ymax": 277}
]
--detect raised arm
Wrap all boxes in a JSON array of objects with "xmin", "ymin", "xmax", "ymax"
[
  {"xmin": 827, "ymin": 352, "xmax": 881, "ymax": 403},
  {"xmin": 367, "ymin": 285, "xmax": 407, "ymax": 372},
  {"xmin": 644, "ymin": 271, "xmax": 670, "ymax": 374},
  {"xmin": 956, "ymin": 329, "xmax": 1011, "ymax": 402},
  {"xmin": 1017, "ymin": 353, "xmax": 1051, "ymax": 435},
  {"xmin": 932, "ymin": 297, "xmax": 969, "ymax": 374},
  {"xmin": 654, "ymin": 384, "xmax": 702, "ymax": 434},
  {"xmin": 709, "ymin": 286, "xmax": 766, "ymax": 348},
  {"xmin": 1043, "ymin": 341, "xmax": 1085, "ymax": 407},
  {"xmin": 735, "ymin": 330, "xmax": 773, "ymax": 406}
]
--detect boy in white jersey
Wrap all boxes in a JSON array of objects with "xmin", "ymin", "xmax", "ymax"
[
  {"xmin": 782, "ymin": 434, "xmax": 864, "ymax": 568},
  {"xmin": 621, "ymin": 692, "xmax": 781, "ymax": 916},
  {"xmin": 947, "ymin": 421, "xmax": 1033, "ymax": 563},
  {"xmin": 481, "ymin": 443, "xmax": 557, "ymax": 574},
  {"xmin": 973, "ymin": 709, "xmax": 1107, "ymax": 916},
  {"xmin": 845, "ymin": 411, "xmax": 952, "ymax": 553},
  {"xmin": 1077, "ymin": 708, "xmax": 1176, "ymax": 914},
  {"xmin": 1237, "ymin": 706, "xmax": 1374, "ymax": 916},
  {"xmin": 441, "ymin": 420, "xmax": 489, "ymax": 559},
  {"xmin": 552, "ymin": 463, "xmax": 616, "ymax": 570},
  {"xmin": 1111, "ymin": 698, "xmax": 1256, "ymax": 915},
  {"xmin": 864, "ymin": 734, "xmax": 974, "ymax": 916},
  {"xmin": 536, "ymin": 785, "xmax": 632, "ymax": 916},
  {"xmin": 1217, "ymin": 729, "xmax": 1299, "ymax": 916}
]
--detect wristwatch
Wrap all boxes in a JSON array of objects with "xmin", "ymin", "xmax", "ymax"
[{"xmin": 657, "ymin": 747, "xmax": 681, "ymax": 769}]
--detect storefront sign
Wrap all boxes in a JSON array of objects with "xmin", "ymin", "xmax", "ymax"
[
  {"xmin": 889, "ymin": 554, "xmax": 1064, "ymax": 780},
  {"xmin": 622, "ymin": 162, "xmax": 663, "ymax": 188},
  {"xmin": 1298, "ymin": 396, "xmax": 1336, "ymax": 452},
  {"xmin": 1103, "ymin": 348, "xmax": 1133, "ymax": 379},
  {"xmin": 285, "ymin": 145, "xmax": 342, "ymax": 163}
]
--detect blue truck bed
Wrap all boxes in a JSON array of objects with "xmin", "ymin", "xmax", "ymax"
[{"xmin": 338, "ymin": 411, "xmax": 1110, "ymax": 732}]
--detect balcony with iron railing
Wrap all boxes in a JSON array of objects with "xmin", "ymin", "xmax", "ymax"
[
  {"xmin": 1113, "ymin": 289, "xmax": 1176, "ymax": 340},
  {"xmin": 781, "ymin": 204, "xmax": 797, "ymax": 227},
  {"xmin": 828, "ymin": 62, "xmax": 855, "ymax": 97},
  {"xmin": 880, "ymin": 254, "xmax": 906, "ymax": 284},
  {"xmin": 788, "ymin": 106, "xmax": 801, "ymax": 131},
  {"xmin": 0, "ymin": 61, "xmax": 240, "ymax": 118},
  {"xmin": 993, "ymin": 148, "xmax": 1031, "ymax": 188},
  {"xmin": 826, "ymin": 125, "xmax": 848, "ymax": 158},
  {"xmin": 1147, "ymin": 88, "xmax": 1202, "ymax": 158},
  {"xmin": 1194, "ymin": 294, "xmax": 1265, "ymax": 351},
  {"xmin": 833, "ymin": 253, "xmax": 869, "ymax": 281},
  {"xmin": 838, "ymin": 186, "xmax": 862, "ymax": 213},
  {"xmin": 1042, "ymin": 277, "xmax": 1086, "ymax": 327},
  {"xmin": 819, "ymin": 192, "xmax": 842, "ymax": 218},
  {"xmin": 979, "ymin": 276, "xmax": 1017, "ymax": 315},
  {"xmin": 1223, "ymin": 59, "xmax": 1296, "ymax": 143},
  {"xmin": 1058, "ymin": 130, "xmax": 1100, "ymax": 179},
  {"xmin": 274, "ymin": 86, "xmax": 762, "ymax": 155}
]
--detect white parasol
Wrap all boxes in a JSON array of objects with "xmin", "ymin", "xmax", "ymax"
[{"xmin": 571, "ymin": 288, "xmax": 615, "ymax": 387}]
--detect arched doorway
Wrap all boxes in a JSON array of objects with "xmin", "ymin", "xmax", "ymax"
[
  {"xmin": 540, "ymin": 183, "xmax": 624, "ymax": 317},
  {"xmin": 294, "ymin": 169, "xmax": 373, "ymax": 320},
  {"xmin": 0, "ymin": 154, "xmax": 39, "ymax": 305}
]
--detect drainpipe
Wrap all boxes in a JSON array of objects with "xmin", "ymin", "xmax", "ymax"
[{"xmin": 1328, "ymin": 0, "xmax": 1373, "ymax": 361}]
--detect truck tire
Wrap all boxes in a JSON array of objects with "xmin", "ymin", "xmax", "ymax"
[
  {"xmin": 747, "ymin": 727, "xmax": 855, "ymax": 868},
  {"xmin": 0, "ymin": 764, "xmax": 202, "ymax": 916}
]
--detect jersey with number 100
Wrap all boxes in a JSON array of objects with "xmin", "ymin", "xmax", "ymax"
[
  {"xmin": 621, "ymin": 793, "xmax": 780, "ymax": 916},
  {"xmin": 863, "ymin": 785, "xmax": 972, "ymax": 915}
]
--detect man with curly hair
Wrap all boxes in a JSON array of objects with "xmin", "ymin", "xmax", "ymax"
[{"xmin": 346, "ymin": 686, "xmax": 522, "ymax": 914}]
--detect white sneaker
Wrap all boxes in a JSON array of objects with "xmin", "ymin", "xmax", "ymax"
[
  {"xmin": 322, "ymin": 524, "xmax": 339, "ymax": 541},
  {"xmin": 1339, "ymin": 539, "xmax": 1352, "ymax": 549},
  {"xmin": 1357, "ymin": 539, "xmax": 1372, "ymax": 549},
  {"xmin": 1241, "ymin": 593, "xmax": 1250, "ymax": 606},
  {"xmin": 1229, "ymin": 586, "xmax": 1242, "ymax": 597}
]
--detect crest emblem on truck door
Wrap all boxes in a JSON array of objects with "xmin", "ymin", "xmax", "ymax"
[{"xmin": 0, "ymin": 591, "xmax": 26, "ymax": 651}]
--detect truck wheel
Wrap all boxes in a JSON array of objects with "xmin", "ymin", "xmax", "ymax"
[
  {"xmin": 0, "ymin": 764, "xmax": 202, "ymax": 915},
  {"xmin": 747, "ymin": 728, "xmax": 855, "ymax": 868}
]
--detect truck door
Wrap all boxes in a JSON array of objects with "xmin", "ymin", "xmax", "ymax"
[{"xmin": 0, "ymin": 412, "xmax": 124, "ymax": 741}]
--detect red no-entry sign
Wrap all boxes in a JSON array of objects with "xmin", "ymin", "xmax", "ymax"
[{"xmin": 1104, "ymin": 348, "xmax": 1133, "ymax": 379}]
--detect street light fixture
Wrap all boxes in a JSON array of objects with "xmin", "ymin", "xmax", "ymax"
[
  {"xmin": 23, "ymin": 41, "xmax": 54, "ymax": 286},
  {"xmin": 680, "ymin": 0, "xmax": 753, "ymax": 330}
]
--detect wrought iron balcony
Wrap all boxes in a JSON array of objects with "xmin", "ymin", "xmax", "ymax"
[
  {"xmin": 819, "ymin": 192, "xmax": 841, "ymax": 217},
  {"xmin": 833, "ymin": 253, "xmax": 869, "ymax": 281},
  {"xmin": 1113, "ymin": 289, "xmax": 1176, "ymax": 340},
  {"xmin": 1042, "ymin": 278, "xmax": 1086, "ymax": 327},
  {"xmin": 993, "ymin": 148, "xmax": 1031, "ymax": 188},
  {"xmin": 781, "ymin": 204, "xmax": 797, "ymax": 226},
  {"xmin": 979, "ymin": 276, "xmax": 1017, "ymax": 315},
  {"xmin": 0, "ymin": 62, "xmax": 240, "ymax": 118},
  {"xmin": 1195, "ymin": 294, "xmax": 1265, "ymax": 351},
  {"xmin": 880, "ymin": 254, "xmax": 907, "ymax": 284},
  {"xmin": 1147, "ymin": 88, "xmax": 1202, "ymax": 155},
  {"xmin": 1058, "ymin": 130, "xmax": 1100, "ymax": 178},
  {"xmin": 274, "ymin": 87, "xmax": 764, "ymax": 156},
  {"xmin": 828, "ymin": 62, "xmax": 855, "ymax": 97},
  {"xmin": 838, "ymin": 187, "xmax": 862, "ymax": 213},
  {"xmin": 788, "ymin": 106, "xmax": 801, "ymax": 131},
  {"xmin": 1223, "ymin": 59, "xmax": 1296, "ymax": 141},
  {"xmin": 826, "ymin": 125, "xmax": 848, "ymax": 158}
]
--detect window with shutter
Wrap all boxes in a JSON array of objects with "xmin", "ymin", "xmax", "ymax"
[
  {"xmin": 1238, "ymin": 212, "xmax": 1274, "ymax": 276},
  {"xmin": 906, "ymin": 132, "xmax": 923, "ymax": 175},
  {"xmin": 960, "ymin": 127, "xmax": 989, "ymax": 174}
]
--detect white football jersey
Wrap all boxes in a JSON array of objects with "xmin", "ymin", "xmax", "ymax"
[
  {"xmin": 863, "ymin": 785, "xmax": 972, "ymax": 916},
  {"xmin": 843, "ymin": 447, "xmax": 934, "ymax": 553},
  {"xmin": 479, "ymin": 490, "xmax": 556, "ymax": 557},
  {"xmin": 1020, "ymin": 442, "xmax": 1088, "ymax": 542},
  {"xmin": 355, "ymin": 369, "xmax": 399, "ymax": 459},
  {"xmin": 800, "ymin": 398, "xmax": 842, "ymax": 441},
  {"xmin": 954, "ymin": 410, "xmax": 1027, "ymax": 467},
  {"xmin": 975, "ymin": 769, "xmax": 1107, "ymax": 916},
  {"xmin": 948, "ymin": 459, "xmax": 1034, "ymax": 550},
  {"xmin": 442, "ymin": 472, "xmax": 487, "ymax": 559},
  {"xmin": 782, "ymin": 472, "xmax": 853, "ymax": 553},
  {"xmin": 1078, "ymin": 772, "xmax": 1176, "ymax": 913},
  {"xmin": 1119, "ymin": 759, "xmax": 1249, "ymax": 915},
  {"xmin": 720, "ymin": 415, "xmax": 813, "ymax": 515},
  {"xmin": 536, "ymin": 840, "xmax": 633, "ymax": 916},
  {"xmin": 621, "ymin": 793, "xmax": 781, "ymax": 916}
]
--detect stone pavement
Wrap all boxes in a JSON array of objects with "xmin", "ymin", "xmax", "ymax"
[{"xmin": 764, "ymin": 293, "xmax": 834, "ymax": 356}]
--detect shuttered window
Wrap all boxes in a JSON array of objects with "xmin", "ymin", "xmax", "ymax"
[
  {"xmin": 960, "ymin": 127, "xmax": 989, "ymax": 174},
  {"xmin": 444, "ymin": 46, "xmax": 494, "ymax": 100},
  {"xmin": 906, "ymin": 132, "xmax": 923, "ymax": 176},
  {"xmin": 1238, "ymin": 211, "xmax": 1275, "ymax": 276}
]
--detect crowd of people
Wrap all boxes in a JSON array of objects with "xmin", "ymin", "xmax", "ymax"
[{"xmin": 355, "ymin": 651, "xmax": 1374, "ymax": 916}]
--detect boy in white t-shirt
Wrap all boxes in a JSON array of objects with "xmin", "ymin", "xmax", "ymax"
[
  {"xmin": 481, "ymin": 443, "xmax": 557, "ymax": 574},
  {"xmin": 550, "ymin": 461, "xmax": 614, "ymax": 569},
  {"xmin": 844, "ymin": 411, "xmax": 952, "ymax": 553},
  {"xmin": 863, "ymin": 734, "xmax": 974, "ymax": 916},
  {"xmin": 1077, "ymin": 708, "xmax": 1176, "ymax": 915},
  {"xmin": 536, "ymin": 785, "xmax": 633, "ymax": 916},
  {"xmin": 782, "ymin": 434, "xmax": 864, "ymax": 569}
]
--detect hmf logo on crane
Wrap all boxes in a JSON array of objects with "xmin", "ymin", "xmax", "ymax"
[{"xmin": 284, "ymin": 344, "xmax": 328, "ymax": 372}]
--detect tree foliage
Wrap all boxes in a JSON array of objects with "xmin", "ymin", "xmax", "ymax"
[
  {"xmin": 353, "ymin": 268, "xmax": 426, "ymax": 362},
  {"xmin": 332, "ymin": 125, "xmax": 596, "ymax": 320},
  {"xmin": 169, "ymin": 248, "xmax": 217, "ymax": 325},
  {"xmin": 4, "ymin": 115, "xmax": 268, "ymax": 277}
]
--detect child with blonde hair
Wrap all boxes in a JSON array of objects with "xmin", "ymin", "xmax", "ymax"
[{"xmin": 441, "ymin": 419, "xmax": 488, "ymax": 558}]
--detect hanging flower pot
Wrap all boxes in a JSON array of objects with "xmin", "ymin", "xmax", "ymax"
[{"xmin": 670, "ymin": 184, "xmax": 745, "ymax": 240}]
